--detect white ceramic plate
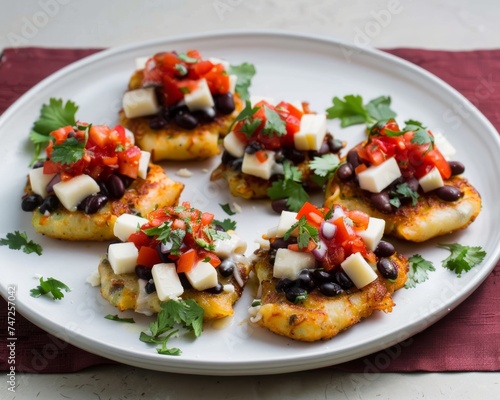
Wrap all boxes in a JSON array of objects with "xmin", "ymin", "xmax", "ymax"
[{"xmin": 1, "ymin": 32, "xmax": 499, "ymax": 376}]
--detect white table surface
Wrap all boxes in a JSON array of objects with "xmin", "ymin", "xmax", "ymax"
[{"xmin": 1, "ymin": 0, "xmax": 499, "ymax": 399}]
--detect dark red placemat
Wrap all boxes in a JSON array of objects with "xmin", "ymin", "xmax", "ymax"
[{"xmin": 0, "ymin": 47, "xmax": 499, "ymax": 374}]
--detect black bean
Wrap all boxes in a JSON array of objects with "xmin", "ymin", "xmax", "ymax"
[
  {"xmin": 334, "ymin": 269, "xmax": 354, "ymax": 290},
  {"xmin": 319, "ymin": 282, "xmax": 343, "ymax": 297},
  {"xmin": 276, "ymin": 278, "xmax": 294, "ymax": 293},
  {"xmin": 283, "ymin": 147, "xmax": 306, "ymax": 164},
  {"xmin": 221, "ymin": 150, "xmax": 237, "ymax": 165},
  {"xmin": 105, "ymin": 174, "xmax": 125, "ymax": 199},
  {"xmin": 271, "ymin": 198, "xmax": 289, "ymax": 214},
  {"xmin": 297, "ymin": 270, "xmax": 315, "ymax": 292},
  {"xmin": 229, "ymin": 158, "xmax": 243, "ymax": 172},
  {"xmin": 98, "ymin": 182, "xmax": 109, "ymax": 197},
  {"xmin": 178, "ymin": 273, "xmax": 193, "ymax": 289},
  {"xmin": 337, "ymin": 162, "xmax": 354, "ymax": 181},
  {"xmin": 22, "ymin": 194, "xmax": 43, "ymax": 212},
  {"xmin": 327, "ymin": 136, "xmax": 344, "ymax": 154},
  {"xmin": 270, "ymin": 237, "xmax": 296, "ymax": 250},
  {"xmin": 135, "ymin": 265, "xmax": 153, "ymax": 281},
  {"xmin": 448, "ymin": 161, "xmax": 465, "ymax": 176},
  {"xmin": 245, "ymin": 141, "xmax": 264, "ymax": 154},
  {"xmin": 214, "ymin": 93, "xmax": 235, "ymax": 115},
  {"xmin": 149, "ymin": 116, "xmax": 168, "ymax": 130},
  {"xmin": 405, "ymin": 176, "xmax": 419, "ymax": 193},
  {"xmin": 118, "ymin": 174, "xmax": 135, "ymax": 189},
  {"xmin": 168, "ymin": 104, "xmax": 189, "ymax": 117},
  {"xmin": 156, "ymin": 243, "xmax": 171, "ymax": 263},
  {"xmin": 160, "ymin": 107, "xmax": 171, "ymax": 121},
  {"xmin": 193, "ymin": 107, "xmax": 216, "ymax": 123},
  {"xmin": 175, "ymin": 112, "xmax": 198, "ymax": 130},
  {"xmin": 67, "ymin": 131, "xmax": 76, "ymax": 138},
  {"xmin": 347, "ymin": 149, "xmax": 361, "ymax": 169},
  {"xmin": 374, "ymin": 240, "xmax": 396, "ymax": 258},
  {"xmin": 145, "ymin": 280, "xmax": 156, "ymax": 294},
  {"xmin": 285, "ymin": 286, "xmax": 308, "ymax": 303},
  {"xmin": 312, "ymin": 269, "xmax": 333, "ymax": 284},
  {"xmin": 205, "ymin": 282, "xmax": 224, "ymax": 294},
  {"xmin": 370, "ymin": 191, "xmax": 393, "ymax": 213},
  {"xmin": 377, "ymin": 258, "xmax": 398, "ymax": 280},
  {"xmin": 218, "ymin": 259, "xmax": 235, "ymax": 277},
  {"xmin": 315, "ymin": 141, "xmax": 331, "ymax": 156},
  {"xmin": 435, "ymin": 185, "xmax": 462, "ymax": 202},
  {"xmin": 39, "ymin": 195, "xmax": 59, "ymax": 214},
  {"xmin": 78, "ymin": 194, "xmax": 108, "ymax": 214}
]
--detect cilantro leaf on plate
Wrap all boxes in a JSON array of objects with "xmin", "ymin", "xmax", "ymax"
[
  {"xmin": 438, "ymin": 243, "xmax": 486, "ymax": 277},
  {"xmin": 219, "ymin": 203, "xmax": 236, "ymax": 216},
  {"xmin": 104, "ymin": 314, "xmax": 135, "ymax": 323},
  {"xmin": 140, "ymin": 299, "xmax": 204, "ymax": 356},
  {"xmin": 29, "ymin": 98, "xmax": 78, "ymax": 165},
  {"xmin": 0, "ymin": 231, "xmax": 43, "ymax": 255},
  {"xmin": 405, "ymin": 254, "xmax": 435, "ymax": 289},
  {"xmin": 228, "ymin": 62, "xmax": 256, "ymax": 100},
  {"xmin": 30, "ymin": 277, "xmax": 70, "ymax": 300},
  {"xmin": 326, "ymin": 94, "xmax": 396, "ymax": 127}
]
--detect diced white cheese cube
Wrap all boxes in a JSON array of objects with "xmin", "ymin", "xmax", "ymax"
[
  {"xmin": 357, "ymin": 157, "xmax": 402, "ymax": 193},
  {"xmin": 223, "ymin": 131, "xmax": 246, "ymax": 158},
  {"xmin": 266, "ymin": 226, "xmax": 278, "ymax": 239},
  {"xmin": 29, "ymin": 167, "xmax": 56, "ymax": 199},
  {"xmin": 113, "ymin": 213, "xmax": 149, "ymax": 242},
  {"xmin": 213, "ymin": 232, "xmax": 247, "ymax": 258},
  {"xmin": 293, "ymin": 114, "xmax": 327, "ymax": 151},
  {"xmin": 276, "ymin": 211, "xmax": 299, "ymax": 237},
  {"xmin": 241, "ymin": 150, "xmax": 276, "ymax": 180},
  {"xmin": 137, "ymin": 151, "xmax": 150, "ymax": 180},
  {"xmin": 135, "ymin": 56, "xmax": 150, "ymax": 70},
  {"xmin": 53, "ymin": 174, "xmax": 99, "ymax": 211},
  {"xmin": 250, "ymin": 96, "xmax": 275, "ymax": 107},
  {"xmin": 108, "ymin": 242, "xmax": 138, "ymax": 275},
  {"xmin": 229, "ymin": 74, "xmax": 237, "ymax": 94},
  {"xmin": 152, "ymin": 263, "xmax": 184, "ymax": 301},
  {"xmin": 185, "ymin": 260, "xmax": 218, "ymax": 291},
  {"xmin": 433, "ymin": 131, "xmax": 456, "ymax": 160},
  {"xmin": 357, "ymin": 217, "xmax": 386, "ymax": 251},
  {"xmin": 418, "ymin": 167, "xmax": 444, "ymax": 192},
  {"xmin": 341, "ymin": 252, "xmax": 378, "ymax": 289},
  {"xmin": 184, "ymin": 78, "xmax": 214, "ymax": 111},
  {"xmin": 123, "ymin": 87, "xmax": 160, "ymax": 119},
  {"xmin": 124, "ymin": 128, "xmax": 135, "ymax": 144},
  {"xmin": 273, "ymin": 248, "xmax": 316, "ymax": 279}
]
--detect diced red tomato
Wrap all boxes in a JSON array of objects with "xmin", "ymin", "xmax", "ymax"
[
  {"xmin": 197, "ymin": 250, "xmax": 221, "ymax": 267},
  {"xmin": 297, "ymin": 202, "xmax": 325, "ymax": 228},
  {"xmin": 188, "ymin": 60, "xmax": 214, "ymax": 80},
  {"xmin": 128, "ymin": 230, "xmax": 154, "ymax": 250},
  {"xmin": 332, "ymin": 217, "xmax": 356, "ymax": 244},
  {"xmin": 137, "ymin": 246, "xmax": 162, "ymax": 268},
  {"xmin": 176, "ymin": 248, "xmax": 198, "ymax": 273},
  {"xmin": 200, "ymin": 212, "xmax": 214, "ymax": 227},
  {"xmin": 162, "ymin": 75, "xmax": 184, "ymax": 106},
  {"xmin": 346, "ymin": 210, "xmax": 370, "ymax": 231},
  {"xmin": 118, "ymin": 146, "xmax": 141, "ymax": 178}
]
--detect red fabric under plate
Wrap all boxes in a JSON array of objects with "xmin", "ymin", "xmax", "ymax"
[{"xmin": 0, "ymin": 47, "xmax": 499, "ymax": 373}]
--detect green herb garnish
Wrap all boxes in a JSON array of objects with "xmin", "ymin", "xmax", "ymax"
[
  {"xmin": 267, "ymin": 161, "xmax": 309, "ymax": 212},
  {"xmin": 326, "ymin": 95, "xmax": 396, "ymax": 127},
  {"xmin": 105, "ymin": 314, "xmax": 135, "ymax": 323},
  {"xmin": 30, "ymin": 277, "xmax": 70, "ymax": 300},
  {"xmin": 228, "ymin": 62, "xmax": 256, "ymax": 100},
  {"xmin": 0, "ymin": 231, "xmax": 43, "ymax": 255},
  {"xmin": 213, "ymin": 218, "xmax": 237, "ymax": 231},
  {"xmin": 405, "ymin": 254, "xmax": 435, "ymax": 289},
  {"xmin": 139, "ymin": 299, "xmax": 204, "ymax": 356},
  {"xmin": 438, "ymin": 243, "xmax": 486, "ymax": 277}
]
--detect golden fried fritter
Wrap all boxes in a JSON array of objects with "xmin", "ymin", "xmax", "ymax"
[
  {"xmin": 325, "ymin": 175, "xmax": 481, "ymax": 242},
  {"xmin": 29, "ymin": 164, "xmax": 183, "ymax": 241},
  {"xmin": 251, "ymin": 250, "xmax": 408, "ymax": 342}
]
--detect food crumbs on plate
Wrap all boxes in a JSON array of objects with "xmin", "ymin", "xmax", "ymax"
[{"xmin": 176, "ymin": 168, "xmax": 193, "ymax": 178}]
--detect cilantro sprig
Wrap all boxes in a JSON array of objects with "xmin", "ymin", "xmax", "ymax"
[
  {"xmin": 389, "ymin": 183, "xmax": 420, "ymax": 208},
  {"xmin": 0, "ymin": 231, "xmax": 43, "ymax": 255},
  {"xmin": 439, "ymin": 243, "xmax": 486, "ymax": 277},
  {"xmin": 284, "ymin": 216, "xmax": 319, "ymax": 250},
  {"xmin": 405, "ymin": 254, "xmax": 435, "ymax": 289},
  {"xmin": 105, "ymin": 314, "xmax": 135, "ymax": 323},
  {"xmin": 228, "ymin": 62, "xmax": 256, "ymax": 100},
  {"xmin": 213, "ymin": 218, "xmax": 237, "ymax": 231},
  {"xmin": 267, "ymin": 161, "xmax": 309, "ymax": 212},
  {"xmin": 262, "ymin": 106, "xmax": 286, "ymax": 136},
  {"xmin": 139, "ymin": 299, "xmax": 204, "ymax": 356},
  {"xmin": 29, "ymin": 98, "xmax": 78, "ymax": 165},
  {"xmin": 309, "ymin": 153, "xmax": 341, "ymax": 186},
  {"xmin": 326, "ymin": 95, "xmax": 396, "ymax": 127},
  {"xmin": 30, "ymin": 277, "xmax": 70, "ymax": 300}
]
